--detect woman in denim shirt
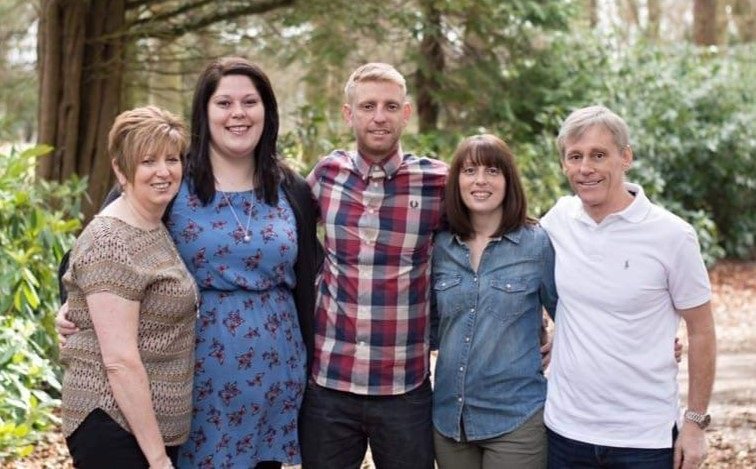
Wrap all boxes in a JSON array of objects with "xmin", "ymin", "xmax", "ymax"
[{"xmin": 431, "ymin": 134, "xmax": 557, "ymax": 469}]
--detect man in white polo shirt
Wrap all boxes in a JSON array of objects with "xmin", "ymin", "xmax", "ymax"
[{"xmin": 541, "ymin": 105, "xmax": 716, "ymax": 469}]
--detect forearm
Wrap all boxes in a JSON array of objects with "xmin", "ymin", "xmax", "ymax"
[
  {"xmin": 105, "ymin": 359, "xmax": 169, "ymax": 467},
  {"xmin": 686, "ymin": 325, "xmax": 716, "ymax": 412}
]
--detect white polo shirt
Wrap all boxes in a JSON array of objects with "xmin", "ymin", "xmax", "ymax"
[{"xmin": 541, "ymin": 182, "xmax": 711, "ymax": 448}]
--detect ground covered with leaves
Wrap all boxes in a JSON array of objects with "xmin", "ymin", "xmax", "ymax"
[{"xmin": 6, "ymin": 261, "xmax": 754, "ymax": 468}]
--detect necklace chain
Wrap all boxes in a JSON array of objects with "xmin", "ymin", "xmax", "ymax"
[{"xmin": 221, "ymin": 191, "xmax": 252, "ymax": 242}]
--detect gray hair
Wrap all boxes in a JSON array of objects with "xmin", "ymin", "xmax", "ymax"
[
  {"xmin": 556, "ymin": 105, "xmax": 630, "ymax": 159},
  {"xmin": 344, "ymin": 62, "xmax": 407, "ymax": 103}
]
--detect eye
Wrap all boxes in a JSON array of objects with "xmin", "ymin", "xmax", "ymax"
[
  {"xmin": 485, "ymin": 167, "xmax": 502, "ymax": 177},
  {"xmin": 215, "ymin": 100, "xmax": 230, "ymax": 108},
  {"xmin": 360, "ymin": 103, "xmax": 375, "ymax": 111},
  {"xmin": 566, "ymin": 153, "xmax": 581, "ymax": 161},
  {"xmin": 594, "ymin": 152, "xmax": 606, "ymax": 159},
  {"xmin": 386, "ymin": 103, "xmax": 400, "ymax": 112},
  {"xmin": 461, "ymin": 167, "xmax": 476, "ymax": 176},
  {"xmin": 244, "ymin": 98, "xmax": 259, "ymax": 106}
]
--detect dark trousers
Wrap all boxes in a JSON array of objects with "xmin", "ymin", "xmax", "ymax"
[
  {"xmin": 299, "ymin": 378, "xmax": 434, "ymax": 469},
  {"xmin": 547, "ymin": 426, "xmax": 678, "ymax": 469},
  {"xmin": 66, "ymin": 408, "xmax": 178, "ymax": 469}
]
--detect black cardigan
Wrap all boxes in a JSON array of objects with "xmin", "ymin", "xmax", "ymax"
[{"xmin": 58, "ymin": 172, "xmax": 322, "ymax": 373}]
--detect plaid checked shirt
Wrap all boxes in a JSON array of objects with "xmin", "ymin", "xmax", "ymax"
[{"xmin": 307, "ymin": 148, "xmax": 448, "ymax": 395}]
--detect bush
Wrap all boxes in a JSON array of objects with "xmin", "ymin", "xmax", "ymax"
[
  {"xmin": 0, "ymin": 145, "xmax": 86, "ymax": 459},
  {"xmin": 602, "ymin": 43, "xmax": 755, "ymax": 260}
]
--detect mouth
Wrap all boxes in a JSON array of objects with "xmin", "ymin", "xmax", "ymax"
[
  {"xmin": 368, "ymin": 129, "xmax": 390, "ymax": 136},
  {"xmin": 227, "ymin": 125, "xmax": 250, "ymax": 135},
  {"xmin": 152, "ymin": 182, "xmax": 171, "ymax": 191},
  {"xmin": 577, "ymin": 179, "xmax": 603, "ymax": 187},
  {"xmin": 470, "ymin": 191, "xmax": 492, "ymax": 200}
]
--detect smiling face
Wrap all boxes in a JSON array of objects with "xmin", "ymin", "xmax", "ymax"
[
  {"xmin": 459, "ymin": 163, "xmax": 506, "ymax": 220},
  {"xmin": 115, "ymin": 145, "xmax": 183, "ymax": 214},
  {"xmin": 207, "ymin": 74, "xmax": 265, "ymax": 161},
  {"xmin": 562, "ymin": 124, "xmax": 633, "ymax": 222},
  {"xmin": 343, "ymin": 80, "xmax": 411, "ymax": 163}
]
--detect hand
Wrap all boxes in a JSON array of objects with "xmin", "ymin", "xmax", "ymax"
[
  {"xmin": 540, "ymin": 336, "xmax": 553, "ymax": 369},
  {"xmin": 55, "ymin": 302, "xmax": 78, "ymax": 346},
  {"xmin": 148, "ymin": 454, "xmax": 174, "ymax": 469},
  {"xmin": 540, "ymin": 313, "xmax": 553, "ymax": 369},
  {"xmin": 673, "ymin": 421, "xmax": 708, "ymax": 468},
  {"xmin": 674, "ymin": 337, "xmax": 683, "ymax": 363}
]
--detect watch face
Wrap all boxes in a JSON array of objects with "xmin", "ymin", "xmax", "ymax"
[{"xmin": 702, "ymin": 414, "xmax": 711, "ymax": 428}]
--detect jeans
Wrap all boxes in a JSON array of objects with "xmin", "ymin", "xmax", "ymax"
[
  {"xmin": 299, "ymin": 378, "xmax": 434, "ymax": 469},
  {"xmin": 547, "ymin": 427, "xmax": 677, "ymax": 469}
]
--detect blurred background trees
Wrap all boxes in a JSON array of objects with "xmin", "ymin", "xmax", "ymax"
[{"xmin": 0, "ymin": 0, "xmax": 753, "ymax": 458}]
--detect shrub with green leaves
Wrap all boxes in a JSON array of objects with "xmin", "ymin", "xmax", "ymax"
[
  {"xmin": 601, "ymin": 43, "xmax": 755, "ymax": 260},
  {"xmin": 0, "ymin": 145, "xmax": 86, "ymax": 459}
]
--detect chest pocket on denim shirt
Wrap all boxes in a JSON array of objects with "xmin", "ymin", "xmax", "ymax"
[
  {"xmin": 489, "ymin": 277, "xmax": 533, "ymax": 321},
  {"xmin": 433, "ymin": 275, "xmax": 463, "ymax": 317}
]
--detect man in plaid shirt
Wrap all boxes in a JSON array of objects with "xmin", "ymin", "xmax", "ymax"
[{"xmin": 300, "ymin": 63, "xmax": 447, "ymax": 469}]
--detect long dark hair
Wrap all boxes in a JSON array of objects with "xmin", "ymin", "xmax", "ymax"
[
  {"xmin": 446, "ymin": 134, "xmax": 535, "ymax": 240},
  {"xmin": 187, "ymin": 56, "xmax": 288, "ymax": 206}
]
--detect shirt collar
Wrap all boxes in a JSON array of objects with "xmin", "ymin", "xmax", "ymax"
[
  {"xmin": 450, "ymin": 227, "xmax": 522, "ymax": 246},
  {"xmin": 353, "ymin": 147, "xmax": 403, "ymax": 181},
  {"xmin": 571, "ymin": 181, "xmax": 651, "ymax": 224}
]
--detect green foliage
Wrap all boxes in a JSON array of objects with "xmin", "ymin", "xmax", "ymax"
[
  {"xmin": 603, "ymin": 43, "xmax": 756, "ymax": 260},
  {"xmin": 0, "ymin": 145, "xmax": 86, "ymax": 459}
]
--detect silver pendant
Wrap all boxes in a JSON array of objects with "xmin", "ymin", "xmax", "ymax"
[{"xmin": 243, "ymin": 234, "xmax": 251, "ymax": 242}]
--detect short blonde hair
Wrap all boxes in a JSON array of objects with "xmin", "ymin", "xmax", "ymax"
[
  {"xmin": 556, "ymin": 105, "xmax": 630, "ymax": 159},
  {"xmin": 108, "ymin": 105, "xmax": 189, "ymax": 183},
  {"xmin": 344, "ymin": 62, "xmax": 407, "ymax": 103}
]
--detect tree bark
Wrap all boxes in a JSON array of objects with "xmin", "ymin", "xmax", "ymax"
[
  {"xmin": 693, "ymin": 0, "xmax": 720, "ymax": 45},
  {"xmin": 647, "ymin": 0, "xmax": 661, "ymax": 40},
  {"xmin": 415, "ymin": 0, "xmax": 444, "ymax": 134},
  {"xmin": 732, "ymin": 0, "xmax": 754, "ymax": 42},
  {"xmin": 37, "ymin": 0, "xmax": 126, "ymax": 220}
]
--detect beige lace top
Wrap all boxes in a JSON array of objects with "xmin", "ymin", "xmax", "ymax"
[{"xmin": 60, "ymin": 216, "xmax": 197, "ymax": 445}]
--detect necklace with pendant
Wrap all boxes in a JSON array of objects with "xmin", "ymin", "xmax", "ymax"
[{"xmin": 221, "ymin": 191, "xmax": 252, "ymax": 242}]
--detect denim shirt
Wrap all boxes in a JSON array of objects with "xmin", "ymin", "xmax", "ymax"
[{"xmin": 431, "ymin": 224, "xmax": 558, "ymax": 441}]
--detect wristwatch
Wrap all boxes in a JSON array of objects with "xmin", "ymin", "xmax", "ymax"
[{"xmin": 684, "ymin": 409, "xmax": 711, "ymax": 429}]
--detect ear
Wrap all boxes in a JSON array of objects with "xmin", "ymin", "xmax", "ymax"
[
  {"xmin": 111, "ymin": 158, "xmax": 128, "ymax": 188},
  {"xmin": 401, "ymin": 101, "xmax": 412, "ymax": 125},
  {"xmin": 342, "ymin": 103, "xmax": 354, "ymax": 128},
  {"xmin": 621, "ymin": 145, "xmax": 633, "ymax": 171}
]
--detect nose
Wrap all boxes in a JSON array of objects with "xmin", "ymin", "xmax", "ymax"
[
  {"xmin": 372, "ymin": 106, "xmax": 387, "ymax": 123},
  {"xmin": 579, "ymin": 158, "xmax": 594, "ymax": 174},
  {"xmin": 155, "ymin": 160, "xmax": 171, "ymax": 177},
  {"xmin": 474, "ymin": 169, "xmax": 487, "ymax": 184},
  {"xmin": 231, "ymin": 102, "xmax": 245, "ymax": 118}
]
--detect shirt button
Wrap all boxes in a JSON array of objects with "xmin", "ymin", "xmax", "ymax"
[
  {"xmin": 506, "ymin": 283, "xmax": 512, "ymax": 290},
  {"xmin": 358, "ymin": 341, "xmax": 366, "ymax": 347},
  {"xmin": 441, "ymin": 282, "xmax": 446, "ymax": 287},
  {"xmin": 458, "ymin": 397, "xmax": 462, "ymax": 402},
  {"xmin": 470, "ymin": 308, "xmax": 475, "ymax": 313},
  {"xmin": 465, "ymin": 337, "xmax": 470, "ymax": 342},
  {"xmin": 459, "ymin": 366, "xmax": 464, "ymax": 371}
]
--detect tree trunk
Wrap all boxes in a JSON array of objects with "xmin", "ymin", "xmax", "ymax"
[
  {"xmin": 37, "ymin": 0, "xmax": 126, "ymax": 221},
  {"xmin": 415, "ymin": 0, "xmax": 444, "ymax": 134},
  {"xmin": 732, "ymin": 0, "xmax": 754, "ymax": 42},
  {"xmin": 647, "ymin": 0, "xmax": 661, "ymax": 40},
  {"xmin": 693, "ymin": 0, "xmax": 720, "ymax": 45}
]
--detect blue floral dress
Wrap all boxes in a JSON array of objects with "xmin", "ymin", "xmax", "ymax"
[{"xmin": 169, "ymin": 180, "xmax": 306, "ymax": 468}]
